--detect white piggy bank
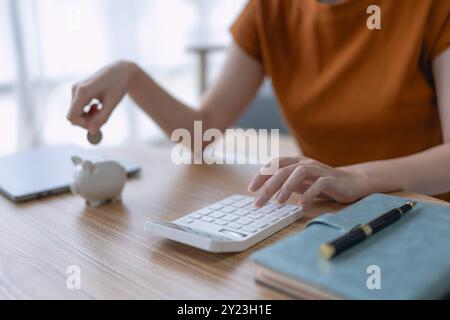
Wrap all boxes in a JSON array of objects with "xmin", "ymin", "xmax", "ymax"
[{"xmin": 70, "ymin": 156, "xmax": 127, "ymax": 207}]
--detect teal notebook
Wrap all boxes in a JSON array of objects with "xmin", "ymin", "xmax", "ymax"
[{"xmin": 251, "ymin": 194, "xmax": 450, "ymax": 300}]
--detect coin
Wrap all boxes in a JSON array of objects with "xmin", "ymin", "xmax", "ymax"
[{"xmin": 87, "ymin": 130, "xmax": 103, "ymax": 145}]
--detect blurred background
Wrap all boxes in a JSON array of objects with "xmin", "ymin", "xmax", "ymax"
[{"xmin": 0, "ymin": 0, "xmax": 287, "ymax": 156}]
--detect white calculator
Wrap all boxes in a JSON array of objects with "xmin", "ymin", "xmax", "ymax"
[{"xmin": 145, "ymin": 195, "xmax": 304, "ymax": 253}]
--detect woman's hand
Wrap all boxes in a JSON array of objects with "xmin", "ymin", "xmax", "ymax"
[
  {"xmin": 67, "ymin": 60, "xmax": 138, "ymax": 135},
  {"xmin": 248, "ymin": 156, "xmax": 372, "ymax": 208}
]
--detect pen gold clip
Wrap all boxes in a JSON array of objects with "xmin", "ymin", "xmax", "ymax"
[{"xmin": 320, "ymin": 201, "xmax": 417, "ymax": 260}]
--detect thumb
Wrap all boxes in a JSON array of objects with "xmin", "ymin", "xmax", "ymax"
[{"xmin": 88, "ymin": 98, "xmax": 115, "ymax": 134}]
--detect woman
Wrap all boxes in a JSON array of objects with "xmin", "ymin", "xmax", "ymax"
[{"xmin": 67, "ymin": 0, "xmax": 450, "ymax": 208}]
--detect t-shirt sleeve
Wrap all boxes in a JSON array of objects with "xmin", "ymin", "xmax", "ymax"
[
  {"xmin": 430, "ymin": 1, "xmax": 450, "ymax": 58},
  {"xmin": 230, "ymin": 0, "xmax": 263, "ymax": 62}
]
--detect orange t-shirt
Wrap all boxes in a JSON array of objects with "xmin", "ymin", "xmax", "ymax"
[{"xmin": 231, "ymin": 0, "xmax": 450, "ymax": 167}]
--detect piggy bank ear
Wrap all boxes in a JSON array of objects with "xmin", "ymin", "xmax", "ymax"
[
  {"xmin": 71, "ymin": 156, "xmax": 83, "ymax": 166},
  {"xmin": 82, "ymin": 161, "xmax": 96, "ymax": 173}
]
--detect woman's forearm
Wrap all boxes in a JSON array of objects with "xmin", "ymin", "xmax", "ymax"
[
  {"xmin": 127, "ymin": 63, "xmax": 207, "ymax": 138},
  {"xmin": 342, "ymin": 143, "xmax": 450, "ymax": 196},
  {"xmin": 126, "ymin": 42, "xmax": 264, "ymax": 145}
]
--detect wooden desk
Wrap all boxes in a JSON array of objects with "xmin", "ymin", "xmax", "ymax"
[{"xmin": 0, "ymin": 143, "xmax": 442, "ymax": 299}]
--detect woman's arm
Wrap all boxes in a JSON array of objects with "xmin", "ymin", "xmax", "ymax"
[
  {"xmin": 127, "ymin": 42, "xmax": 264, "ymax": 137},
  {"xmin": 67, "ymin": 42, "xmax": 264, "ymax": 144},
  {"xmin": 250, "ymin": 47, "xmax": 450, "ymax": 208}
]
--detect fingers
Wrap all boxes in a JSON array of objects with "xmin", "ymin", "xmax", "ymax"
[
  {"xmin": 253, "ymin": 165, "xmax": 297, "ymax": 207},
  {"xmin": 254, "ymin": 163, "xmax": 331, "ymax": 208},
  {"xmin": 68, "ymin": 83, "xmax": 98, "ymax": 129},
  {"xmin": 248, "ymin": 157, "xmax": 301, "ymax": 192},
  {"xmin": 67, "ymin": 81, "xmax": 116, "ymax": 134},
  {"xmin": 250, "ymin": 156, "xmax": 362, "ymax": 208},
  {"xmin": 88, "ymin": 96, "xmax": 115, "ymax": 135},
  {"xmin": 299, "ymin": 177, "xmax": 336, "ymax": 208},
  {"xmin": 276, "ymin": 165, "xmax": 330, "ymax": 204}
]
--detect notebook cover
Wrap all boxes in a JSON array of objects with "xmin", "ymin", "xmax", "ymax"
[{"xmin": 251, "ymin": 194, "xmax": 450, "ymax": 300}]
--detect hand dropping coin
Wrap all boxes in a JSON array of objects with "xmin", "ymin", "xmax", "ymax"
[{"xmin": 84, "ymin": 102, "xmax": 103, "ymax": 145}]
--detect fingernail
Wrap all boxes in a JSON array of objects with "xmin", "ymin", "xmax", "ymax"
[
  {"xmin": 254, "ymin": 197, "xmax": 263, "ymax": 208},
  {"xmin": 276, "ymin": 192, "xmax": 287, "ymax": 203},
  {"xmin": 248, "ymin": 182, "xmax": 256, "ymax": 192},
  {"xmin": 298, "ymin": 197, "xmax": 306, "ymax": 207}
]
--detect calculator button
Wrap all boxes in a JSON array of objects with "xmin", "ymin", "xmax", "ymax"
[
  {"xmin": 180, "ymin": 219, "xmax": 194, "ymax": 224},
  {"xmin": 197, "ymin": 209, "xmax": 213, "ymax": 216},
  {"xmin": 248, "ymin": 213, "xmax": 264, "ymax": 220},
  {"xmin": 237, "ymin": 218, "xmax": 253, "ymax": 226},
  {"xmin": 228, "ymin": 195, "xmax": 245, "ymax": 201},
  {"xmin": 223, "ymin": 215, "xmax": 239, "ymax": 222},
  {"xmin": 190, "ymin": 214, "xmax": 202, "ymax": 220},
  {"xmin": 252, "ymin": 221, "xmax": 269, "ymax": 229},
  {"xmin": 210, "ymin": 212, "xmax": 226, "ymax": 219},
  {"xmin": 283, "ymin": 205, "xmax": 299, "ymax": 212},
  {"xmin": 243, "ymin": 204, "xmax": 258, "ymax": 211},
  {"xmin": 201, "ymin": 217, "xmax": 215, "ymax": 223},
  {"xmin": 214, "ymin": 220, "xmax": 228, "ymax": 226},
  {"xmin": 274, "ymin": 207, "xmax": 294, "ymax": 214},
  {"xmin": 228, "ymin": 223, "xmax": 242, "ymax": 230},
  {"xmin": 274, "ymin": 211, "xmax": 290, "ymax": 218},
  {"xmin": 220, "ymin": 199, "xmax": 235, "ymax": 205},
  {"xmin": 235, "ymin": 209, "xmax": 250, "ymax": 216},
  {"xmin": 267, "ymin": 203, "xmax": 284, "ymax": 210},
  {"xmin": 222, "ymin": 206, "xmax": 237, "ymax": 213},
  {"xmin": 233, "ymin": 198, "xmax": 255, "ymax": 208},
  {"xmin": 265, "ymin": 215, "xmax": 279, "ymax": 223},
  {"xmin": 260, "ymin": 218, "xmax": 274, "ymax": 225},
  {"xmin": 242, "ymin": 227, "xmax": 258, "ymax": 234},
  {"xmin": 209, "ymin": 204, "xmax": 224, "ymax": 210},
  {"xmin": 258, "ymin": 207, "xmax": 275, "ymax": 214}
]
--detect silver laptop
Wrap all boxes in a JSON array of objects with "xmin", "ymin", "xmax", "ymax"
[{"xmin": 0, "ymin": 145, "xmax": 141, "ymax": 202}]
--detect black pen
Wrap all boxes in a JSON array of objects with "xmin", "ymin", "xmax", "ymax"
[{"xmin": 320, "ymin": 201, "xmax": 417, "ymax": 260}]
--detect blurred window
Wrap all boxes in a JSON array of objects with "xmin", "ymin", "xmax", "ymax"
[{"xmin": 0, "ymin": 0, "xmax": 245, "ymax": 155}]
